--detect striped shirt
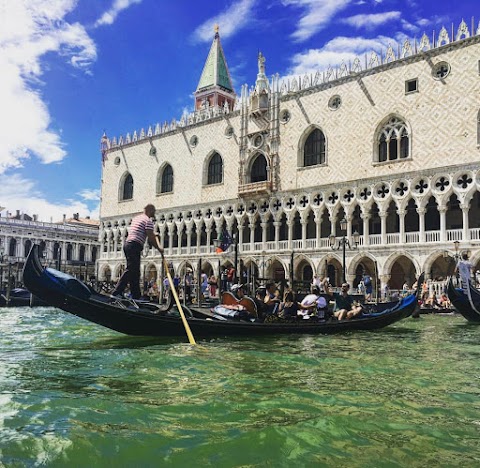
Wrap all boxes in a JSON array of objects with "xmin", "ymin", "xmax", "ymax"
[{"xmin": 126, "ymin": 214, "xmax": 154, "ymax": 246}]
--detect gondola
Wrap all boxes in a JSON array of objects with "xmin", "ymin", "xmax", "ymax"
[
  {"xmin": 0, "ymin": 288, "xmax": 47, "ymax": 307},
  {"xmin": 446, "ymin": 276, "xmax": 480, "ymax": 322},
  {"xmin": 23, "ymin": 244, "xmax": 421, "ymax": 338}
]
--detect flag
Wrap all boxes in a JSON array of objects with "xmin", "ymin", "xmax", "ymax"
[{"xmin": 216, "ymin": 229, "xmax": 233, "ymax": 253}]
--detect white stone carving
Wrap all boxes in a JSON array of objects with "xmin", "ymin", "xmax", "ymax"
[
  {"xmin": 418, "ymin": 33, "xmax": 430, "ymax": 52},
  {"xmin": 456, "ymin": 20, "xmax": 470, "ymax": 40},
  {"xmin": 437, "ymin": 26, "xmax": 450, "ymax": 46}
]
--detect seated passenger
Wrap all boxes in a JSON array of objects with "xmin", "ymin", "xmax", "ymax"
[
  {"xmin": 439, "ymin": 293, "xmax": 451, "ymax": 309},
  {"xmin": 327, "ymin": 283, "xmax": 364, "ymax": 320},
  {"xmin": 278, "ymin": 289, "xmax": 299, "ymax": 319},
  {"xmin": 264, "ymin": 282, "xmax": 281, "ymax": 315}
]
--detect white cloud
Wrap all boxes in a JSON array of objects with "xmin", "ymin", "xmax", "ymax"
[
  {"xmin": 0, "ymin": 174, "xmax": 98, "ymax": 222},
  {"xmin": 94, "ymin": 0, "xmax": 143, "ymax": 28},
  {"xmin": 287, "ymin": 34, "xmax": 397, "ymax": 76},
  {"xmin": 342, "ymin": 11, "xmax": 401, "ymax": 29},
  {"xmin": 192, "ymin": 0, "xmax": 256, "ymax": 43},
  {"xmin": 78, "ymin": 188, "xmax": 100, "ymax": 202},
  {"xmin": 282, "ymin": 0, "xmax": 352, "ymax": 42},
  {"xmin": 0, "ymin": 1, "xmax": 97, "ymax": 173}
]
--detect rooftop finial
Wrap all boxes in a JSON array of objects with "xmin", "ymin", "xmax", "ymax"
[{"xmin": 214, "ymin": 24, "xmax": 219, "ymax": 34}]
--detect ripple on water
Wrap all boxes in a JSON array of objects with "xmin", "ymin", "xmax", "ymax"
[{"xmin": 0, "ymin": 308, "xmax": 480, "ymax": 466}]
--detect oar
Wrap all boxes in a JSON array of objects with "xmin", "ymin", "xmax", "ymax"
[{"xmin": 155, "ymin": 238, "xmax": 196, "ymax": 345}]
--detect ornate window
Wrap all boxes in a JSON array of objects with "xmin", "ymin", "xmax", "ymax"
[
  {"xmin": 432, "ymin": 61, "xmax": 450, "ymax": 80},
  {"xmin": 8, "ymin": 238, "xmax": 16, "ymax": 257},
  {"xmin": 376, "ymin": 117, "xmax": 410, "ymax": 163},
  {"xmin": 303, "ymin": 128, "xmax": 326, "ymax": 167},
  {"xmin": 251, "ymin": 154, "xmax": 268, "ymax": 182},
  {"xmin": 159, "ymin": 164, "xmax": 173, "ymax": 193},
  {"xmin": 207, "ymin": 152, "xmax": 223, "ymax": 185},
  {"xmin": 120, "ymin": 173, "xmax": 133, "ymax": 201}
]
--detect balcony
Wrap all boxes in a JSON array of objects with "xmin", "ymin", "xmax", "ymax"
[{"xmin": 238, "ymin": 180, "xmax": 272, "ymax": 196}]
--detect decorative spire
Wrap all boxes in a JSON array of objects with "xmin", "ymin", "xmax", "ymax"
[
  {"xmin": 196, "ymin": 28, "xmax": 234, "ymax": 92},
  {"xmin": 194, "ymin": 26, "xmax": 236, "ymax": 110}
]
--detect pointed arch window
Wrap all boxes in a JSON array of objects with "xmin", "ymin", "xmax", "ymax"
[
  {"xmin": 303, "ymin": 128, "xmax": 326, "ymax": 167},
  {"xmin": 376, "ymin": 117, "xmax": 410, "ymax": 163},
  {"xmin": 207, "ymin": 152, "xmax": 223, "ymax": 185},
  {"xmin": 160, "ymin": 164, "xmax": 173, "ymax": 193},
  {"xmin": 121, "ymin": 173, "xmax": 134, "ymax": 200},
  {"xmin": 251, "ymin": 154, "xmax": 268, "ymax": 182}
]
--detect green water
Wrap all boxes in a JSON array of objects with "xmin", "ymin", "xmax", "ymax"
[{"xmin": 0, "ymin": 308, "xmax": 479, "ymax": 467}]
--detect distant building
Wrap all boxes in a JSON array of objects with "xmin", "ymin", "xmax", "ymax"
[
  {"xmin": 0, "ymin": 211, "xmax": 99, "ymax": 288},
  {"xmin": 98, "ymin": 21, "xmax": 480, "ymax": 293}
]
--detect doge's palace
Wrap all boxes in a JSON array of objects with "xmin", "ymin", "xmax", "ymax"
[{"xmin": 98, "ymin": 20, "xmax": 480, "ymax": 293}]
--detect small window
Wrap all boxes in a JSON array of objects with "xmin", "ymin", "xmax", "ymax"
[
  {"xmin": 225, "ymin": 126, "xmax": 234, "ymax": 138},
  {"xmin": 114, "ymin": 156, "xmax": 121, "ymax": 166},
  {"xmin": 432, "ymin": 61, "xmax": 450, "ymax": 80},
  {"xmin": 253, "ymin": 134, "xmax": 263, "ymax": 148},
  {"xmin": 190, "ymin": 135, "xmax": 198, "ymax": 148},
  {"xmin": 405, "ymin": 78, "xmax": 418, "ymax": 94},
  {"xmin": 328, "ymin": 95, "xmax": 342, "ymax": 110}
]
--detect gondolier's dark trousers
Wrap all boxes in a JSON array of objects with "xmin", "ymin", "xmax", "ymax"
[{"xmin": 112, "ymin": 241, "xmax": 143, "ymax": 299}]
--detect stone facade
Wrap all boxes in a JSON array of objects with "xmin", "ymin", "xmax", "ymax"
[
  {"xmin": 98, "ymin": 22, "xmax": 480, "ymax": 294},
  {"xmin": 0, "ymin": 214, "xmax": 99, "ymax": 288}
]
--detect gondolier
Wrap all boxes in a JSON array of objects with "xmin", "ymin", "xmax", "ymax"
[{"xmin": 112, "ymin": 204, "xmax": 163, "ymax": 299}]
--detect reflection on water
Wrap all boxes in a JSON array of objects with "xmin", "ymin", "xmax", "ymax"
[{"xmin": 1, "ymin": 307, "xmax": 480, "ymax": 466}]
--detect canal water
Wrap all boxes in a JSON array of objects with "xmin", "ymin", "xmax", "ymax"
[{"xmin": 0, "ymin": 307, "xmax": 479, "ymax": 467}]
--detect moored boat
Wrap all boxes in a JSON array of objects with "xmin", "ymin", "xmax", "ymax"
[
  {"xmin": 23, "ymin": 244, "xmax": 422, "ymax": 339},
  {"xmin": 446, "ymin": 276, "xmax": 480, "ymax": 322}
]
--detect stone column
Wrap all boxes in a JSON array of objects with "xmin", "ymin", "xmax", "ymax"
[
  {"xmin": 249, "ymin": 220, "xmax": 255, "ymax": 251},
  {"xmin": 461, "ymin": 205, "xmax": 469, "ymax": 241},
  {"xmin": 362, "ymin": 213, "xmax": 370, "ymax": 246},
  {"xmin": 287, "ymin": 216, "xmax": 293, "ymax": 250},
  {"xmin": 439, "ymin": 207, "xmax": 446, "ymax": 242},
  {"xmin": 261, "ymin": 221, "xmax": 268, "ymax": 249},
  {"xmin": 398, "ymin": 210, "xmax": 405, "ymax": 244},
  {"xmin": 301, "ymin": 218, "xmax": 307, "ymax": 248},
  {"xmin": 238, "ymin": 222, "xmax": 244, "ymax": 253},
  {"xmin": 379, "ymin": 211, "xmax": 387, "ymax": 245},
  {"xmin": 186, "ymin": 225, "xmax": 192, "ymax": 255},
  {"xmin": 314, "ymin": 212, "xmax": 321, "ymax": 248},
  {"xmin": 417, "ymin": 208, "xmax": 425, "ymax": 243},
  {"xmin": 168, "ymin": 226, "xmax": 174, "ymax": 256},
  {"xmin": 206, "ymin": 227, "xmax": 212, "ymax": 254},
  {"xmin": 273, "ymin": 221, "xmax": 281, "ymax": 250}
]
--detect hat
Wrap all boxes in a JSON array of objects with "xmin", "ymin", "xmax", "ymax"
[{"xmin": 231, "ymin": 284, "xmax": 245, "ymax": 292}]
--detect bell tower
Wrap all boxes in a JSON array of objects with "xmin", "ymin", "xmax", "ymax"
[{"xmin": 194, "ymin": 25, "xmax": 236, "ymax": 111}]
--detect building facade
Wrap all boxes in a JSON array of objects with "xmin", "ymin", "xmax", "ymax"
[
  {"xmin": 0, "ymin": 212, "xmax": 99, "ymax": 288},
  {"xmin": 98, "ymin": 21, "xmax": 480, "ymax": 293}
]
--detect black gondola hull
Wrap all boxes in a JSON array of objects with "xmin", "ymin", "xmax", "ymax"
[
  {"xmin": 446, "ymin": 277, "xmax": 480, "ymax": 322},
  {"xmin": 23, "ymin": 245, "xmax": 420, "ymax": 338}
]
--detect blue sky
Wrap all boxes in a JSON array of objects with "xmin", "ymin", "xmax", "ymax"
[{"xmin": 0, "ymin": 0, "xmax": 477, "ymax": 221}]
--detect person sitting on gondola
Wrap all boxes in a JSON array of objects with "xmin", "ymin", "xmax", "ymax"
[
  {"xmin": 278, "ymin": 289, "xmax": 299, "ymax": 319},
  {"xmin": 264, "ymin": 282, "xmax": 281, "ymax": 316},
  {"xmin": 327, "ymin": 283, "xmax": 364, "ymax": 320}
]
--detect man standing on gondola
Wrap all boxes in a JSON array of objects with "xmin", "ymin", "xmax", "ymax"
[{"xmin": 111, "ymin": 204, "xmax": 163, "ymax": 299}]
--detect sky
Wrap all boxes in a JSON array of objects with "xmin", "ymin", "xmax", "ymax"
[{"xmin": 0, "ymin": 0, "xmax": 477, "ymax": 222}]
